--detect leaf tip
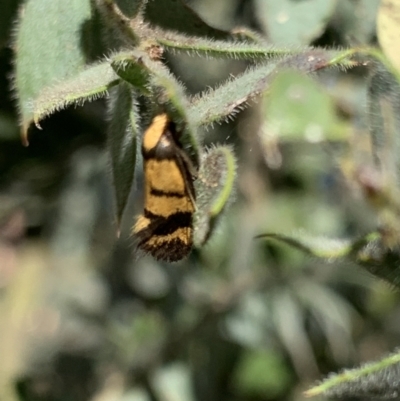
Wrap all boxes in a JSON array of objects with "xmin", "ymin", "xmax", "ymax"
[
  {"xmin": 303, "ymin": 387, "xmax": 320, "ymax": 398},
  {"xmin": 32, "ymin": 114, "xmax": 43, "ymax": 130},
  {"xmin": 21, "ymin": 122, "xmax": 30, "ymax": 146}
]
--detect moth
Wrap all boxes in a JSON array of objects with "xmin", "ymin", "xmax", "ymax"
[{"xmin": 133, "ymin": 113, "xmax": 197, "ymax": 262}]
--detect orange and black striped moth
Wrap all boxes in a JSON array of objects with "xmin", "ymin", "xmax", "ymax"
[{"xmin": 133, "ymin": 113, "xmax": 197, "ymax": 262}]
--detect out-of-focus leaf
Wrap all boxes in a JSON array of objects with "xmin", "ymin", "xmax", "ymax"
[
  {"xmin": 233, "ymin": 349, "xmax": 292, "ymax": 397},
  {"xmin": 255, "ymin": 232, "xmax": 355, "ymax": 259},
  {"xmin": 107, "ymin": 83, "xmax": 138, "ymax": 229},
  {"xmin": 110, "ymin": 307, "xmax": 167, "ymax": 369},
  {"xmin": 254, "ymin": 0, "xmax": 336, "ymax": 45},
  {"xmin": 264, "ymin": 70, "xmax": 347, "ymax": 142},
  {"xmin": 114, "ymin": 0, "xmax": 145, "ymax": 18},
  {"xmin": 94, "ymin": 0, "xmax": 140, "ymax": 48},
  {"xmin": 0, "ymin": 113, "xmax": 19, "ymax": 140},
  {"xmin": 128, "ymin": 258, "xmax": 170, "ymax": 299},
  {"xmin": 377, "ymin": 0, "xmax": 400, "ymax": 73},
  {"xmin": 14, "ymin": 0, "xmax": 97, "ymax": 140},
  {"xmin": 0, "ymin": 243, "xmax": 46, "ymax": 401},
  {"xmin": 224, "ymin": 293, "xmax": 271, "ymax": 348},
  {"xmin": 120, "ymin": 388, "xmax": 151, "ymax": 401},
  {"xmin": 333, "ymin": 0, "xmax": 379, "ymax": 44},
  {"xmin": 188, "ymin": 0, "xmax": 240, "ymax": 31},
  {"xmin": 152, "ymin": 363, "xmax": 196, "ymax": 401},
  {"xmin": 144, "ymin": 0, "xmax": 231, "ymax": 40},
  {"xmin": 297, "ymin": 281, "xmax": 354, "ymax": 363},
  {"xmin": 272, "ymin": 289, "xmax": 319, "ymax": 377}
]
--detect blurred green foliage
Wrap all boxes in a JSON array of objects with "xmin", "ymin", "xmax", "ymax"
[{"xmin": 2, "ymin": 1, "xmax": 400, "ymax": 401}]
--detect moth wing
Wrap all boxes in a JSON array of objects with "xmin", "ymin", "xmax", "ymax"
[{"xmin": 173, "ymin": 146, "xmax": 197, "ymax": 210}]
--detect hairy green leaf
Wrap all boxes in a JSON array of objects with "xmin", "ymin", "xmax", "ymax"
[
  {"xmin": 111, "ymin": 50, "xmax": 152, "ymax": 94},
  {"xmin": 107, "ymin": 82, "xmax": 139, "ymax": 229},
  {"xmin": 13, "ymin": 0, "xmax": 97, "ymax": 141},
  {"xmin": 367, "ymin": 62, "xmax": 400, "ymax": 182},
  {"xmin": 194, "ymin": 146, "xmax": 237, "ymax": 246},
  {"xmin": 156, "ymin": 32, "xmax": 291, "ymax": 60},
  {"xmin": 112, "ymin": 49, "xmax": 200, "ymax": 164},
  {"xmin": 307, "ymin": 350, "xmax": 400, "ymax": 399},
  {"xmin": 356, "ymin": 232, "xmax": 400, "ymax": 288},
  {"xmin": 189, "ymin": 50, "xmax": 335, "ymax": 128},
  {"xmin": 112, "ymin": 49, "xmax": 199, "ymax": 152},
  {"xmin": 33, "ymin": 62, "xmax": 119, "ymax": 128},
  {"xmin": 189, "ymin": 63, "xmax": 277, "ymax": 128}
]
